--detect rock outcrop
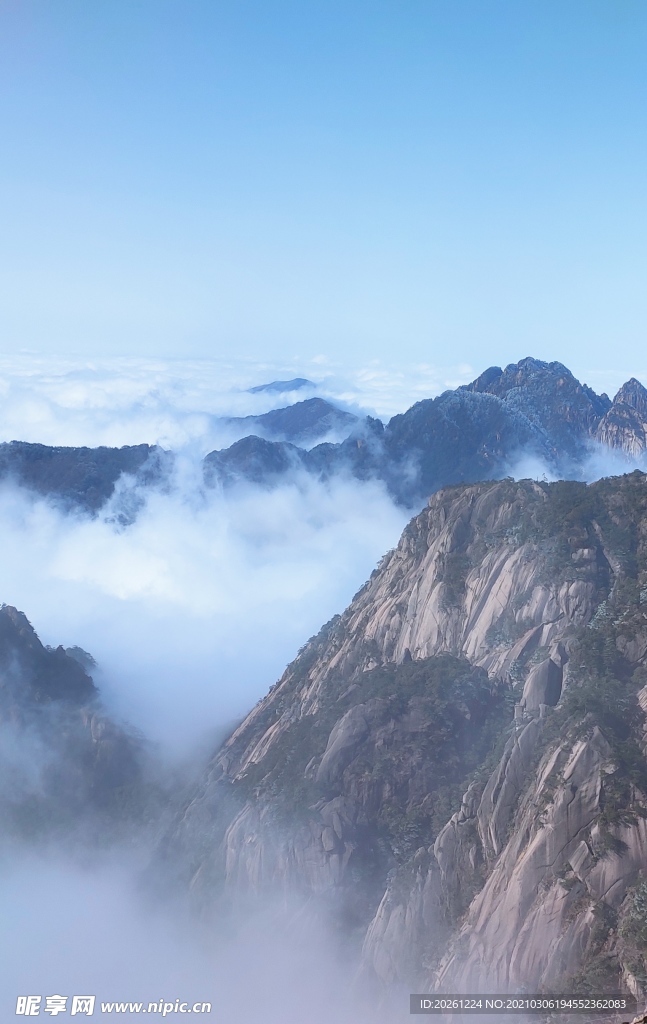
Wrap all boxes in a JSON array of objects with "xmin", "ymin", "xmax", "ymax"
[{"xmin": 463, "ymin": 357, "xmax": 611, "ymax": 458}]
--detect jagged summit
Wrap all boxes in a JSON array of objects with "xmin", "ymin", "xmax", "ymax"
[
  {"xmin": 463, "ymin": 356, "xmax": 612, "ymax": 456},
  {"xmin": 613, "ymin": 377, "xmax": 647, "ymax": 414}
]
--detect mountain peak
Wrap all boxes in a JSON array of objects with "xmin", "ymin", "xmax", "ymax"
[
  {"xmin": 596, "ymin": 377, "xmax": 647, "ymax": 455},
  {"xmin": 466, "ymin": 357, "xmax": 577, "ymax": 392},
  {"xmin": 247, "ymin": 378, "xmax": 315, "ymax": 395},
  {"xmin": 613, "ymin": 377, "xmax": 647, "ymax": 414},
  {"xmin": 461, "ymin": 356, "xmax": 610, "ymax": 457}
]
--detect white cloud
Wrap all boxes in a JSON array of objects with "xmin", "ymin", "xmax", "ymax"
[
  {"xmin": 578, "ymin": 442, "xmax": 647, "ymax": 482},
  {"xmin": 505, "ymin": 443, "xmax": 647, "ymax": 486},
  {"xmin": 504, "ymin": 453, "xmax": 558, "ymax": 483},
  {"xmin": 0, "ymin": 464, "xmax": 408, "ymax": 753},
  {"xmin": 0, "ymin": 353, "xmax": 474, "ymax": 449},
  {"xmin": 0, "ymin": 855, "xmax": 375, "ymax": 1023}
]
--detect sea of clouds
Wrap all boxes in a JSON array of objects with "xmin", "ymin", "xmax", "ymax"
[
  {"xmin": 0, "ymin": 353, "xmax": 470, "ymax": 747},
  {"xmin": 0, "ymin": 352, "xmax": 476, "ymax": 449},
  {"xmin": 0, "ymin": 466, "xmax": 409, "ymax": 753}
]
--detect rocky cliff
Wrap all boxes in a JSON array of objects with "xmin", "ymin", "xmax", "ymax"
[
  {"xmin": 158, "ymin": 471, "xmax": 647, "ymax": 1000},
  {"xmin": 0, "ymin": 605, "xmax": 150, "ymax": 847}
]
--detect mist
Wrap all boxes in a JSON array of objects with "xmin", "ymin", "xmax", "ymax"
[
  {"xmin": 0, "ymin": 446, "xmax": 412, "ymax": 1019},
  {"xmin": 0, "ymin": 354, "xmax": 424, "ymax": 1022},
  {"xmin": 0, "ymin": 353, "xmax": 475, "ymax": 447},
  {"xmin": 0, "ymin": 464, "xmax": 408, "ymax": 752},
  {"xmin": 0, "ymin": 855, "xmax": 400, "ymax": 1023},
  {"xmin": 506, "ymin": 441, "xmax": 647, "ymax": 486}
]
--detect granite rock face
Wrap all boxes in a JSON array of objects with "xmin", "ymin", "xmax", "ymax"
[{"xmin": 158, "ymin": 471, "xmax": 647, "ymax": 998}]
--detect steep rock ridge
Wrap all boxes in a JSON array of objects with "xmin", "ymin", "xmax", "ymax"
[
  {"xmin": 377, "ymin": 388, "xmax": 551, "ymax": 503},
  {"xmin": 159, "ymin": 653, "xmax": 511, "ymax": 936},
  {"xmin": 597, "ymin": 380, "xmax": 647, "ymax": 457},
  {"xmin": 209, "ymin": 476, "xmax": 605, "ymax": 739},
  {"xmin": 159, "ymin": 483, "xmax": 610, "ymax": 892},
  {"xmin": 157, "ymin": 474, "xmax": 647, "ymax": 997}
]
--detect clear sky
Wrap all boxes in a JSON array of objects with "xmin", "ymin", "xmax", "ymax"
[{"xmin": 1, "ymin": 1, "xmax": 646, "ymax": 383}]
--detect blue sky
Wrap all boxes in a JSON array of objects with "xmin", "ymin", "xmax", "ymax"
[{"xmin": 1, "ymin": 1, "xmax": 646, "ymax": 384}]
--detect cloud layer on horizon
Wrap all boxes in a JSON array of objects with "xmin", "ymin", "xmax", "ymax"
[{"xmin": 0, "ymin": 354, "xmax": 477, "ymax": 450}]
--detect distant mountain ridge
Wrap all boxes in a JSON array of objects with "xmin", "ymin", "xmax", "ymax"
[
  {"xmin": 0, "ymin": 358, "xmax": 645, "ymax": 514},
  {"xmin": 247, "ymin": 377, "xmax": 315, "ymax": 394},
  {"xmin": 206, "ymin": 358, "xmax": 647, "ymax": 504},
  {"xmin": 222, "ymin": 396, "xmax": 359, "ymax": 445},
  {"xmin": 0, "ymin": 441, "xmax": 169, "ymax": 515}
]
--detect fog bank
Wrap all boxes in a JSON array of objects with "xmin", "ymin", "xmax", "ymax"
[{"xmin": 0, "ymin": 466, "xmax": 408, "ymax": 752}]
